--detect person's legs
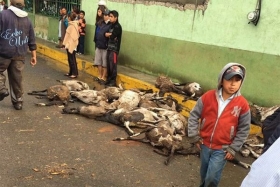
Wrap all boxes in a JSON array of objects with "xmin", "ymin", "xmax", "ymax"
[
  {"xmin": 111, "ymin": 52, "xmax": 118, "ymax": 82},
  {"xmin": 105, "ymin": 51, "xmax": 117, "ymax": 86},
  {"xmin": 199, "ymin": 144, "xmax": 211, "ymax": 187},
  {"xmin": 68, "ymin": 50, "xmax": 78, "ymax": 77},
  {"xmin": 7, "ymin": 59, "xmax": 25, "ymax": 110},
  {"xmin": 100, "ymin": 49, "xmax": 107, "ymax": 81},
  {"xmin": 101, "ymin": 67, "xmax": 107, "ymax": 81},
  {"xmin": 0, "ymin": 57, "xmax": 10, "ymax": 101},
  {"xmin": 66, "ymin": 50, "xmax": 72, "ymax": 75},
  {"xmin": 79, "ymin": 35, "xmax": 85, "ymax": 54},
  {"xmin": 204, "ymin": 148, "xmax": 227, "ymax": 187},
  {"xmin": 106, "ymin": 50, "xmax": 113, "ymax": 84},
  {"xmin": 94, "ymin": 48, "xmax": 103, "ymax": 80}
]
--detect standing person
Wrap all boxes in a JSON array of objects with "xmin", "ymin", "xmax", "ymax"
[
  {"xmin": 0, "ymin": 0, "xmax": 5, "ymax": 11},
  {"xmin": 93, "ymin": 9, "xmax": 111, "ymax": 84},
  {"xmin": 261, "ymin": 108, "xmax": 280, "ymax": 153},
  {"xmin": 240, "ymin": 136, "xmax": 280, "ymax": 187},
  {"xmin": 62, "ymin": 12, "xmax": 79, "ymax": 79},
  {"xmin": 188, "ymin": 63, "xmax": 251, "ymax": 187},
  {"xmin": 104, "ymin": 10, "xmax": 122, "ymax": 87},
  {"xmin": 71, "ymin": 5, "xmax": 79, "ymax": 20},
  {"xmin": 93, "ymin": 6, "xmax": 106, "ymax": 48},
  {"xmin": 0, "ymin": 0, "xmax": 37, "ymax": 110},
  {"xmin": 56, "ymin": 7, "xmax": 68, "ymax": 48},
  {"xmin": 77, "ymin": 10, "xmax": 86, "ymax": 55}
]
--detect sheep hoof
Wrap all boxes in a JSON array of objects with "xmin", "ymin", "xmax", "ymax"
[{"xmin": 36, "ymin": 103, "xmax": 46, "ymax": 106}]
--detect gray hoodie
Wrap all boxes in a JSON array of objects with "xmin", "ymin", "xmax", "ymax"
[{"xmin": 188, "ymin": 62, "xmax": 251, "ymax": 156}]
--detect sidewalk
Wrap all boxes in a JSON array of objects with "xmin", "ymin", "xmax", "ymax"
[{"xmin": 36, "ymin": 37, "xmax": 261, "ymax": 134}]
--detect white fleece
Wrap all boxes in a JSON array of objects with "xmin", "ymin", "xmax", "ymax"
[{"xmin": 8, "ymin": 5, "xmax": 28, "ymax": 17}]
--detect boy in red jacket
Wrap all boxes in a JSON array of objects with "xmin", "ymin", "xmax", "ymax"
[{"xmin": 188, "ymin": 63, "xmax": 251, "ymax": 187}]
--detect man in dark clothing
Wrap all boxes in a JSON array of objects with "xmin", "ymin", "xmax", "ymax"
[
  {"xmin": 0, "ymin": 0, "xmax": 37, "ymax": 110},
  {"xmin": 56, "ymin": 7, "xmax": 67, "ymax": 48},
  {"xmin": 104, "ymin": 10, "xmax": 122, "ymax": 87},
  {"xmin": 262, "ymin": 108, "xmax": 280, "ymax": 153}
]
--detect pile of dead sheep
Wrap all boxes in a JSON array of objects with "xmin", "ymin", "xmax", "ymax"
[{"xmin": 27, "ymin": 76, "xmax": 276, "ymax": 168}]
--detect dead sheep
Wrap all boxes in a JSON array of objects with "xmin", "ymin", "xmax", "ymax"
[
  {"xmin": 62, "ymin": 105, "xmax": 107, "ymax": 118},
  {"xmin": 148, "ymin": 107, "xmax": 187, "ymax": 136},
  {"xmin": 174, "ymin": 82, "xmax": 203, "ymax": 101},
  {"xmin": 56, "ymin": 80, "xmax": 90, "ymax": 91},
  {"xmin": 155, "ymin": 75, "xmax": 185, "ymax": 97},
  {"xmin": 70, "ymin": 90, "xmax": 101, "ymax": 105},
  {"xmin": 113, "ymin": 120, "xmax": 185, "ymax": 165},
  {"xmin": 109, "ymin": 90, "xmax": 141, "ymax": 114},
  {"xmin": 28, "ymin": 85, "xmax": 70, "ymax": 106},
  {"xmin": 96, "ymin": 107, "xmax": 163, "ymax": 135},
  {"xmin": 250, "ymin": 103, "xmax": 280, "ymax": 126}
]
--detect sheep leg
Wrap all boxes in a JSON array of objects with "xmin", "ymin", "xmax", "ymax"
[
  {"xmin": 124, "ymin": 121, "xmax": 135, "ymax": 136},
  {"xmin": 113, "ymin": 127, "xmax": 156, "ymax": 141},
  {"xmin": 229, "ymin": 158, "xmax": 251, "ymax": 169},
  {"xmin": 61, "ymin": 107, "xmax": 79, "ymax": 114},
  {"xmin": 165, "ymin": 146, "xmax": 177, "ymax": 165},
  {"xmin": 27, "ymin": 91, "xmax": 47, "ymax": 96},
  {"xmin": 243, "ymin": 144, "xmax": 260, "ymax": 158},
  {"xmin": 36, "ymin": 100, "xmax": 65, "ymax": 107},
  {"xmin": 153, "ymin": 148, "xmax": 169, "ymax": 157}
]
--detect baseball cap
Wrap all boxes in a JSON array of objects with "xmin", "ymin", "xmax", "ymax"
[
  {"xmin": 103, "ymin": 9, "xmax": 110, "ymax": 15},
  {"xmin": 223, "ymin": 65, "xmax": 244, "ymax": 80}
]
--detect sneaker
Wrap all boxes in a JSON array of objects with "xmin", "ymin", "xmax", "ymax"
[{"xmin": 0, "ymin": 90, "xmax": 9, "ymax": 101}]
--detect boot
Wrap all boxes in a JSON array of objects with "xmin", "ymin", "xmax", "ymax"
[{"xmin": 0, "ymin": 89, "xmax": 9, "ymax": 101}]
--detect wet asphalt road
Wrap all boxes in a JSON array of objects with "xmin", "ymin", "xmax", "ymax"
[{"xmin": 0, "ymin": 53, "xmax": 253, "ymax": 187}]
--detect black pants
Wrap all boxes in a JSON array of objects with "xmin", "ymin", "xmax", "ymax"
[
  {"xmin": 66, "ymin": 49, "xmax": 78, "ymax": 76},
  {"xmin": 0, "ymin": 56, "xmax": 24, "ymax": 103},
  {"xmin": 106, "ymin": 50, "xmax": 118, "ymax": 84},
  {"xmin": 77, "ymin": 35, "xmax": 85, "ymax": 54}
]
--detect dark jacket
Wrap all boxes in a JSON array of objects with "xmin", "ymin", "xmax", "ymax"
[
  {"xmin": 262, "ymin": 108, "xmax": 280, "ymax": 153},
  {"xmin": 94, "ymin": 21, "xmax": 111, "ymax": 49},
  {"xmin": 60, "ymin": 14, "xmax": 68, "ymax": 40},
  {"xmin": 107, "ymin": 21, "xmax": 122, "ymax": 53},
  {"xmin": 0, "ymin": 8, "xmax": 36, "ymax": 59}
]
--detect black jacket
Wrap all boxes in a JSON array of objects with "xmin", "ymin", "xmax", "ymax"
[
  {"xmin": 262, "ymin": 108, "xmax": 280, "ymax": 153},
  {"xmin": 107, "ymin": 21, "xmax": 122, "ymax": 54},
  {"xmin": 94, "ymin": 21, "xmax": 111, "ymax": 49},
  {"xmin": 0, "ymin": 9, "xmax": 36, "ymax": 59}
]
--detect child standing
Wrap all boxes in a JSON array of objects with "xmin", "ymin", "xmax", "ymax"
[
  {"xmin": 77, "ymin": 10, "xmax": 86, "ymax": 55},
  {"xmin": 62, "ymin": 12, "xmax": 80, "ymax": 78},
  {"xmin": 188, "ymin": 63, "xmax": 251, "ymax": 187},
  {"xmin": 93, "ymin": 10, "xmax": 111, "ymax": 84},
  {"xmin": 104, "ymin": 10, "xmax": 122, "ymax": 87}
]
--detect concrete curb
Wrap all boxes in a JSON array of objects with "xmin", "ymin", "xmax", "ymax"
[{"xmin": 36, "ymin": 42, "xmax": 261, "ymax": 135}]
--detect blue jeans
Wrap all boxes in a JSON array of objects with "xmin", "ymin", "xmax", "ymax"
[{"xmin": 199, "ymin": 145, "xmax": 227, "ymax": 187}]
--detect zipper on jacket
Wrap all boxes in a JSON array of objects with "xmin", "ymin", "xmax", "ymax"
[{"xmin": 209, "ymin": 117, "xmax": 220, "ymax": 148}]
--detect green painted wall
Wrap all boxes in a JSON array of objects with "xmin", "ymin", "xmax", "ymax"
[{"xmin": 31, "ymin": 0, "xmax": 280, "ymax": 106}]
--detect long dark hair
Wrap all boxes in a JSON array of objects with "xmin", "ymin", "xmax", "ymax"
[{"xmin": 95, "ymin": 5, "xmax": 107, "ymax": 26}]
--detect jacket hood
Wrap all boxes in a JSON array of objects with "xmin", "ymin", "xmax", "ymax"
[
  {"xmin": 68, "ymin": 20, "xmax": 79, "ymax": 27},
  {"xmin": 217, "ymin": 62, "xmax": 246, "ymax": 94},
  {"xmin": 8, "ymin": 5, "xmax": 28, "ymax": 17}
]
